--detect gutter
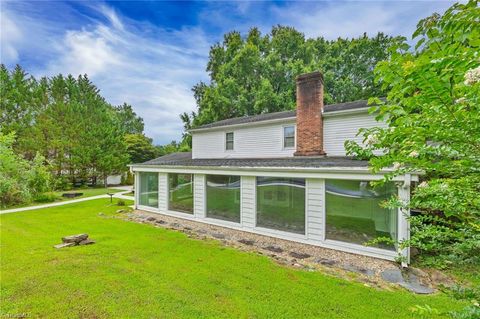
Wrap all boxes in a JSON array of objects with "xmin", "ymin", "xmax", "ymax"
[{"xmin": 128, "ymin": 163, "xmax": 420, "ymax": 180}]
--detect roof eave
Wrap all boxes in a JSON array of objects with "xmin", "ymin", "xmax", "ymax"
[
  {"xmin": 188, "ymin": 116, "xmax": 296, "ymax": 133},
  {"xmin": 129, "ymin": 163, "xmax": 421, "ymax": 179},
  {"xmin": 189, "ymin": 108, "xmax": 373, "ymax": 133},
  {"xmin": 322, "ymin": 107, "xmax": 371, "ymax": 117}
]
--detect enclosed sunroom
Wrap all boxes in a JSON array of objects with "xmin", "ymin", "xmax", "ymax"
[{"xmin": 130, "ymin": 153, "xmax": 417, "ymax": 262}]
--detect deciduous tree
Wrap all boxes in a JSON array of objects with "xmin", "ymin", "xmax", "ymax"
[{"xmin": 346, "ymin": 0, "xmax": 480, "ymax": 266}]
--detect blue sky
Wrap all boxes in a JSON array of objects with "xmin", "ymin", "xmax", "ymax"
[{"xmin": 1, "ymin": 0, "xmax": 455, "ymax": 144}]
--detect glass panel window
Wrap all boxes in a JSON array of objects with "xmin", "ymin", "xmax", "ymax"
[
  {"xmin": 206, "ymin": 175, "xmax": 241, "ymax": 223},
  {"xmin": 225, "ymin": 132, "xmax": 234, "ymax": 150},
  {"xmin": 325, "ymin": 180, "xmax": 397, "ymax": 250},
  {"xmin": 256, "ymin": 177, "xmax": 305, "ymax": 234},
  {"xmin": 168, "ymin": 173, "xmax": 194, "ymax": 214},
  {"xmin": 283, "ymin": 126, "xmax": 295, "ymax": 148},
  {"xmin": 139, "ymin": 172, "xmax": 158, "ymax": 207}
]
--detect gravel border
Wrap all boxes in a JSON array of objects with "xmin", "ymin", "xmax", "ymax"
[{"xmin": 120, "ymin": 210, "xmax": 404, "ymax": 286}]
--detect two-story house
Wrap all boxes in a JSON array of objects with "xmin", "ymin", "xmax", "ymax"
[{"xmin": 130, "ymin": 72, "xmax": 417, "ymax": 262}]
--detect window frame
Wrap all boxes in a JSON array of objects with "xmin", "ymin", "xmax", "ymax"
[
  {"xmin": 138, "ymin": 172, "xmax": 159, "ymax": 208},
  {"xmin": 323, "ymin": 179, "xmax": 399, "ymax": 251},
  {"xmin": 225, "ymin": 132, "xmax": 234, "ymax": 151},
  {"xmin": 167, "ymin": 173, "xmax": 194, "ymax": 215},
  {"xmin": 255, "ymin": 176, "xmax": 307, "ymax": 236},
  {"xmin": 282, "ymin": 125, "xmax": 296, "ymax": 149},
  {"xmin": 205, "ymin": 174, "xmax": 241, "ymax": 224}
]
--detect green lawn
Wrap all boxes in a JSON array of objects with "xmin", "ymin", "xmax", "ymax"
[
  {"xmin": 0, "ymin": 199, "xmax": 466, "ymax": 318},
  {"xmin": 3, "ymin": 187, "xmax": 123, "ymax": 210}
]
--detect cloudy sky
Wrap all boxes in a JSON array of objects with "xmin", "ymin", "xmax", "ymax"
[{"xmin": 1, "ymin": 0, "xmax": 455, "ymax": 144}]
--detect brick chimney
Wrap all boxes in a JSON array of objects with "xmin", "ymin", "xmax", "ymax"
[{"xmin": 294, "ymin": 71, "xmax": 326, "ymax": 156}]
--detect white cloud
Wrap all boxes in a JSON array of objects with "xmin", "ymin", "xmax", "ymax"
[
  {"xmin": 0, "ymin": 9, "xmax": 22, "ymax": 64},
  {"xmin": 2, "ymin": 1, "xmax": 209, "ymax": 144},
  {"xmin": 98, "ymin": 5, "xmax": 124, "ymax": 31},
  {"xmin": 270, "ymin": 1, "xmax": 455, "ymax": 40},
  {"xmin": 1, "ymin": 0, "xmax": 458, "ymax": 145},
  {"xmin": 53, "ymin": 28, "xmax": 123, "ymax": 77}
]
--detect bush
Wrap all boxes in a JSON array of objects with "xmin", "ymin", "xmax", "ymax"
[
  {"xmin": 117, "ymin": 199, "xmax": 126, "ymax": 206},
  {"xmin": 121, "ymin": 171, "xmax": 134, "ymax": 185},
  {"xmin": 447, "ymin": 284, "xmax": 480, "ymax": 319},
  {"xmin": 449, "ymin": 305, "xmax": 480, "ymax": 319},
  {"xmin": 405, "ymin": 213, "xmax": 480, "ymax": 268},
  {"xmin": 1, "ymin": 133, "xmax": 29, "ymax": 206},
  {"xmin": 34, "ymin": 192, "xmax": 58, "ymax": 203},
  {"xmin": 27, "ymin": 153, "xmax": 52, "ymax": 196},
  {"xmin": 52, "ymin": 176, "xmax": 71, "ymax": 191},
  {"xmin": 345, "ymin": 1, "xmax": 480, "ymax": 267},
  {"xmin": 448, "ymin": 285, "xmax": 480, "ymax": 301}
]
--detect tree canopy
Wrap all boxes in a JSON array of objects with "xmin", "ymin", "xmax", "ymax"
[
  {"xmin": 346, "ymin": 0, "xmax": 480, "ymax": 266},
  {"xmin": 124, "ymin": 133, "xmax": 158, "ymax": 164},
  {"xmin": 181, "ymin": 26, "xmax": 403, "ymax": 143},
  {"xmin": 0, "ymin": 65, "xmax": 147, "ymax": 187}
]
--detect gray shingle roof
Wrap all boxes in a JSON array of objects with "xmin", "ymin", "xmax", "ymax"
[
  {"xmin": 192, "ymin": 110, "xmax": 296, "ymax": 130},
  {"xmin": 191, "ymin": 99, "xmax": 371, "ymax": 131},
  {"xmin": 324, "ymin": 100, "xmax": 370, "ymax": 112},
  {"xmin": 138, "ymin": 152, "xmax": 369, "ymax": 168}
]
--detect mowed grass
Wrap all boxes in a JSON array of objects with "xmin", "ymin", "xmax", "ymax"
[{"xmin": 0, "ymin": 199, "xmax": 465, "ymax": 318}]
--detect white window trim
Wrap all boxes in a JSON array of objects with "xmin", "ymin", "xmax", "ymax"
[
  {"xmin": 282, "ymin": 124, "xmax": 296, "ymax": 150},
  {"xmin": 225, "ymin": 131, "xmax": 234, "ymax": 151},
  {"xmin": 137, "ymin": 172, "xmax": 160, "ymax": 209},
  {"xmin": 167, "ymin": 173, "xmax": 195, "ymax": 215},
  {"xmin": 254, "ymin": 176, "xmax": 307, "ymax": 237},
  {"xmin": 204, "ymin": 174, "xmax": 242, "ymax": 224},
  {"xmin": 322, "ymin": 179, "xmax": 401, "ymax": 256}
]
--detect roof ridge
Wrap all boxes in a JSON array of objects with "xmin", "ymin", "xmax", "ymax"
[{"xmin": 191, "ymin": 99, "xmax": 373, "ymax": 131}]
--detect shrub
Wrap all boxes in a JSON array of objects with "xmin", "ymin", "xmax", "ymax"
[
  {"xmin": 1, "ymin": 132, "xmax": 37, "ymax": 207},
  {"xmin": 52, "ymin": 176, "xmax": 71, "ymax": 191},
  {"xmin": 345, "ymin": 1, "xmax": 480, "ymax": 267},
  {"xmin": 447, "ymin": 284, "xmax": 480, "ymax": 319},
  {"xmin": 448, "ymin": 285, "xmax": 480, "ymax": 301},
  {"xmin": 117, "ymin": 199, "xmax": 126, "ymax": 206},
  {"xmin": 27, "ymin": 153, "xmax": 52, "ymax": 196},
  {"xmin": 122, "ymin": 171, "xmax": 134, "ymax": 185},
  {"xmin": 449, "ymin": 305, "xmax": 480, "ymax": 319},
  {"xmin": 34, "ymin": 192, "xmax": 58, "ymax": 203}
]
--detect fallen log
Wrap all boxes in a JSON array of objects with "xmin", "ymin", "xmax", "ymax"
[{"xmin": 62, "ymin": 234, "xmax": 88, "ymax": 244}]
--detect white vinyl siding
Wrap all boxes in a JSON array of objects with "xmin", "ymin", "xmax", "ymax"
[
  {"xmin": 240, "ymin": 176, "xmax": 256, "ymax": 229},
  {"xmin": 192, "ymin": 112, "xmax": 385, "ymax": 158},
  {"xmin": 306, "ymin": 178, "xmax": 324, "ymax": 242},
  {"xmin": 158, "ymin": 173, "xmax": 168, "ymax": 211},
  {"xmin": 192, "ymin": 121, "xmax": 296, "ymax": 159},
  {"xmin": 193, "ymin": 174, "xmax": 206, "ymax": 218},
  {"xmin": 323, "ymin": 112, "xmax": 387, "ymax": 156}
]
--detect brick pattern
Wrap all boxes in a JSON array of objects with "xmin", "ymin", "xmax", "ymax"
[{"xmin": 294, "ymin": 72, "xmax": 326, "ymax": 156}]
